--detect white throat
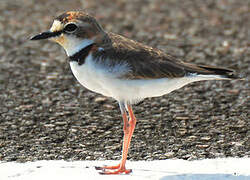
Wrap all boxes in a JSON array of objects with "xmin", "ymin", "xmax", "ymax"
[{"xmin": 64, "ymin": 38, "xmax": 94, "ymax": 57}]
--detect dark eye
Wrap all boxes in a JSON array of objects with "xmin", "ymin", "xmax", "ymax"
[{"xmin": 64, "ymin": 23, "xmax": 78, "ymax": 33}]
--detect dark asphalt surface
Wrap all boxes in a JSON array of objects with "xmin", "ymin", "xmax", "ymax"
[{"xmin": 0, "ymin": 0, "xmax": 249, "ymax": 162}]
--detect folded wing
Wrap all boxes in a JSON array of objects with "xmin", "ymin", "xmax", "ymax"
[{"xmin": 94, "ymin": 32, "xmax": 239, "ymax": 80}]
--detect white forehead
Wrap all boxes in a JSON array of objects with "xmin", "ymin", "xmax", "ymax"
[{"xmin": 50, "ymin": 20, "xmax": 63, "ymax": 32}]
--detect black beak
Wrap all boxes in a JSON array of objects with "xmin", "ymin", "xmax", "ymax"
[{"xmin": 30, "ymin": 31, "xmax": 62, "ymax": 40}]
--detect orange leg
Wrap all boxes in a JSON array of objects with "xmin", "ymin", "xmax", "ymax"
[{"xmin": 96, "ymin": 103, "xmax": 137, "ymax": 175}]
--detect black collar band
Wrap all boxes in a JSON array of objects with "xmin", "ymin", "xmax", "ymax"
[{"xmin": 69, "ymin": 43, "xmax": 95, "ymax": 65}]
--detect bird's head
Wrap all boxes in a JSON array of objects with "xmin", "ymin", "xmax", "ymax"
[{"xmin": 31, "ymin": 11, "xmax": 105, "ymax": 56}]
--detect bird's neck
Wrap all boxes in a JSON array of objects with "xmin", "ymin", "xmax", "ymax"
[
  {"xmin": 68, "ymin": 43, "xmax": 96, "ymax": 66},
  {"xmin": 65, "ymin": 39, "xmax": 94, "ymax": 57}
]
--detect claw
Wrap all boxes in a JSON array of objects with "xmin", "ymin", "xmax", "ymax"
[{"xmin": 95, "ymin": 166, "xmax": 103, "ymax": 170}]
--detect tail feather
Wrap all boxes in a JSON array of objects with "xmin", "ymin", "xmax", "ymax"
[
  {"xmin": 182, "ymin": 63, "xmax": 242, "ymax": 80},
  {"xmin": 197, "ymin": 65, "xmax": 240, "ymax": 79}
]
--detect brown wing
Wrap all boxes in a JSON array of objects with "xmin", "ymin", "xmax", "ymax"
[{"xmin": 93, "ymin": 32, "xmax": 238, "ymax": 79}]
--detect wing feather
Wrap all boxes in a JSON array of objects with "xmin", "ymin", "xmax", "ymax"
[{"xmin": 92, "ymin": 33, "xmax": 238, "ymax": 80}]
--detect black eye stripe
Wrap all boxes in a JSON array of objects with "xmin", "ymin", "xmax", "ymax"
[{"xmin": 64, "ymin": 23, "xmax": 78, "ymax": 33}]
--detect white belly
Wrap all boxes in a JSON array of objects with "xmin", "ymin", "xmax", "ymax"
[{"xmin": 70, "ymin": 55, "xmax": 221, "ymax": 104}]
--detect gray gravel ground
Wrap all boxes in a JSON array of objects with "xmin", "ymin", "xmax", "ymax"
[{"xmin": 0, "ymin": 0, "xmax": 249, "ymax": 162}]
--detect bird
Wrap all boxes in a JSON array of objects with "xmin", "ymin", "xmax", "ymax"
[{"xmin": 30, "ymin": 11, "xmax": 241, "ymax": 175}]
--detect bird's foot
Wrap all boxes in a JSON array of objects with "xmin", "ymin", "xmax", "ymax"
[
  {"xmin": 95, "ymin": 164, "xmax": 132, "ymax": 175},
  {"xmin": 98, "ymin": 168, "xmax": 132, "ymax": 175},
  {"xmin": 95, "ymin": 164, "xmax": 120, "ymax": 170}
]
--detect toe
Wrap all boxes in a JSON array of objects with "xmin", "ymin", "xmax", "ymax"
[
  {"xmin": 95, "ymin": 166, "xmax": 103, "ymax": 170},
  {"xmin": 98, "ymin": 168, "xmax": 132, "ymax": 175}
]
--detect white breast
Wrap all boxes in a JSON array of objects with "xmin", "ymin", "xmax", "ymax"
[
  {"xmin": 70, "ymin": 54, "xmax": 223, "ymax": 104},
  {"xmin": 70, "ymin": 55, "xmax": 112, "ymax": 97}
]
